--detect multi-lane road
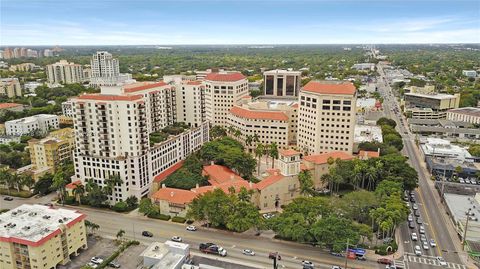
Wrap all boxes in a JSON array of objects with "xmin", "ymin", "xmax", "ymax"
[{"xmin": 376, "ymin": 63, "xmax": 470, "ymax": 269}]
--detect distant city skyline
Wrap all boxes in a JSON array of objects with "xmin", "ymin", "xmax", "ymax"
[{"xmin": 1, "ymin": 0, "xmax": 479, "ymax": 45}]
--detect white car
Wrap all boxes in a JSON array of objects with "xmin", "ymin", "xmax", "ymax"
[
  {"xmin": 423, "ymin": 242, "xmax": 430, "ymax": 250},
  {"xmin": 412, "ymin": 204, "xmax": 418, "ymax": 210},
  {"xmin": 414, "ymin": 245, "xmax": 422, "ymax": 256},
  {"xmin": 242, "ymin": 249, "xmax": 255, "ymax": 256},
  {"xmin": 186, "ymin": 225, "xmax": 197, "ymax": 231},
  {"xmin": 436, "ymin": 256, "xmax": 447, "ymax": 266},
  {"xmin": 419, "ymin": 225, "xmax": 425, "ymax": 234},
  {"xmin": 302, "ymin": 260, "xmax": 315, "ymax": 268},
  {"xmin": 91, "ymin": 257, "xmax": 104, "ymax": 264},
  {"xmin": 171, "ymin": 236, "xmax": 182, "ymax": 242},
  {"xmin": 411, "ymin": 232, "xmax": 418, "ymax": 241},
  {"xmin": 430, "ymin": 239, "xmax": 437, "ymax": 247},
  {"xmin": 86, "ymin": 262, "xmax": 99, "ymax": 268}
]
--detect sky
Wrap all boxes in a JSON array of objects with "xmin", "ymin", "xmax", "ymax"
[{"xmin": 1, "ymin": 0, "xmax": 479, "ymax": 45}]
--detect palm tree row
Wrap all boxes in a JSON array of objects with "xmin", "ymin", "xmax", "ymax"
[
  {"xmin": 254, "ymin": 142, "xmax": 279, "ymax": 175},
  {"xmin": 0, "ymin": 170, "xmax": 35, "ymax": 194}
]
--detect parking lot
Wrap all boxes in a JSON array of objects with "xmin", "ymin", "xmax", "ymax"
[{"xmin": 58, "ymin": 236, "xmax": 117, "ymax": 269}]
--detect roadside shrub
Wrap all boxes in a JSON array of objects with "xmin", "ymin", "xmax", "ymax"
[
  {"xmin": 112, "ymin": 201, "xmax": 129, "ymax": 212},
  {"xmin": 0, "ymin": 189, "xmax": 34, "ymax": 198},
  {"xmin": 171, "ymin": 216, "xmax": 186, "ymax": 223},
  {"xmin": 64, "ymin": 196, "xmax": 78, "ymax": 205},
  {"xmin": 148, "ymin": 212, "xmax": 171, "ymax": 221}
]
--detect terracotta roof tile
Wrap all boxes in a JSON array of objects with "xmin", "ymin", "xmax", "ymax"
[
  {"xmin": 202, "ymin": 165, "xmax": 243, "ymax": 186},
  {"xmin": 279, "ymin": 149, "xmax": 300, "ymax": 157},
  {"xmin": 66, "ymin": 180, "xmax": 82, "ymax": 190},
  {"xmin": 0, "ymin": 103, "xmax": 22, "ymax": 110},
  {"xmin": 205, "ymin": 72, "xmax": 246, "ymax": 82},
  {"xmin": 358, "ymin": 150, "xmax": 380, "ymax": 159},
  {"xmin": 303, "ymin": 151, "xmax": 354, "ymax": 165},
  {"xmin": 186, "ymin": 81, "xmax": 203, "ymax": 85},
  {"xmin": 254, "ymin": 173, "xmax": 285, "ymax": 190},
  {"xmin": 230, "ymin": 106, "xmax": 289, "ymax": 121},
  {"xmin": 192, "ymin": 179, "xmax": 253, "ymax": 196},
  {"xmin": 303, "ymin": 81, "xmax": 356, "ymax": 95},
  {"xmin": 153, "ymin": 161, "xmax": 184, "ymax": 183},
  {"xmin": 76, "ymin": 94, "xmax": 143, "ymax": 101},
  {"xmin": 123, "ymin": 81, "xmax": 168, "ymax": 93},
  {"xmin": 151, "ymin": 187, "xmax": 198, "ymax": 205}
]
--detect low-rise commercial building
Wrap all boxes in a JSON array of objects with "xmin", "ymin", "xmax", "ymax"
[
  {"xmin": 404, "ymin": 92, "xmax": 460, "ymax": 119},
  {"xmin": 409, "ymin": 118, "xmax": 480, "ymax": 143},
  {"xmin": 351, "ymin": 63, "xmax": 375, "ymax": 71},
  {"xmin": 420, "ymin": 137, "xmax": 473, "ymax": 162},
  {"xmin": 28, "ymin": 128, "xmax": 74, "ymax": 172},
  {"xmin": 5, "ymin": 114, "xmax": 59, "ymax": 136},
  {"xmin": 353, "ymin": 124, "xmax": 383, "ymax": 152},
  {"xmin": 447, "ymin": 107, "xmax": 480, "ymax": 125},
  {"xmin": 0, "ymin": 78, "xmax": 22, "ymax": 98},
  {"xmin": 0, "ymin": 204, "xmax": 87, "ymax": 269},
  {"xmin": 404, "ymin": 85, "xmax": 435, "ymax": 95},
  {"xmin": 444, "ymin": 193, "xmax": 480, "ymax": 245},
  {"xmin": 140, "ymin": 241, "xmax": 189, "ymax": 269}
]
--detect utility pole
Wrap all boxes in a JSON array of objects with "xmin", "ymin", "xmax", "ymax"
[
  {"xmin": 463, "ymin": 209, "xmax": 471, "ymax": 251},
  {"xmin": 344, "ymin": 239, "xmax": 349, "ymax": 269},
  {"xmin": 132, "ymin": 222, "xmax": 136, "ymax": 241},
  {"xmin": 272, "ymin": 252, "xmax": 279, "ymax": 269}
]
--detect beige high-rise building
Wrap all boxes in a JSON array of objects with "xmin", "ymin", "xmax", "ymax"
[
  {"xmin": 0, "ymin": 78, "xmax": 22, "ymax": 98},
  {"xmin": 9, "ymin": 63, "xmax": 35, "ymax": 72},
  {"xmin": 204, "ymin": 72, "xmax": 249, "ymax": 126},
  {"xmin": 46, "ymin": 60, "xmax": 84, "ymax": 85},
  {"xmin": 175, "ymin": 81, "xmax": 206, "ymax": 127},
  {"xmin": 263, "ymin": 69, "xmax": 302, "ymax": 97},
  {"xmin": 0, "ymin": 204, "xmax": 87, "ymax": 269},
  {"xmin": 28, "ymin": 128, "xmax": 74, "ymax": 172},
  {"xmin": 298, "ymin": 81, "xmax": 357, "ymax": 154}
]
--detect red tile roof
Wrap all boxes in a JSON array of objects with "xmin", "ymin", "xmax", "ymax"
[
  {"xmin": 151, "ymin": 187, "xmax": 198, "ymax": 205},
  {"xmin": 192, "ymin": 179, "xmax": 253, "ymax": 196},
  {"xmin": 230, "ymin": 106, "xmax": 289, "ymax": 121},
  {"xmin": 254, "ymin": 173, "xmax": 285, "ymax": 190},
  {"xmin": 123, "ymin": 81, "xmax": 168, "ymax": 93},
  {"xmin": 202, "ymin": 165, "xmax": 243, "ymax": 186},
  {"xmin": 279, "ymin": 149, "xmax": 300, "ymax": 157},
  {"xmin": 186, "ymin": 81, "xmax": 203, "ymax": 86},
  {"xmin": 153, "ymin": 161, "xmax": 184, "ymax": 183},
  {"xmin": 0, "ymin": 103, "xmax": 22, "ymax": 110},
  {"xmin": 303, "ymin": 81, "xmax": 356, "ymax": 95},
  {"xmin": 66, "ymin": 180, "xmax": 82, "ymax": 190},
  {"xmin": 300, "ymin": 163, "xmax": 313, "ymax": 171},
  {"xmin": 358, "ymin": 150, "xmax": 380, "ymax": 159},
  {"xmin": 76, "ymin": 94, "xmax": 143, "ymax": 101},
  {"xmin": 205, "ymin": 72, "xmax": 246, "ymax": 82},
  {"xmin": 303, "ymin": 151, "xmax": 354, "ymax": 165}
]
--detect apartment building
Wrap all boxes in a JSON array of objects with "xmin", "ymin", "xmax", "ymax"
[
  {"xmin": 9, "ymin": 63, "xmax": 35, "ymax": 72},
  {"xmin": 204, "ymin": 72, "xmax": 249, "ymax": 126},
  {"xmin": 227, "ymin": 99, "xmax": 298, "ymax": 151},
  {"xmin": 28, "ymin": 128, "xmax": 74, "ymax": 172},
  {"xmin": 0, "ymin": 78, "xmax": 22, "ymax": 98},
  {"xmin": 46, "ymin": 60, "xmax": 84, "ymax": 85},
  {"xmin": 0, "ymin": 204, "xmax": 87, "ymax": 269},
  {"xmin": 5, "ymin": 114, "xmax": 59, "ymax": 136},
  {"xmin": 71, "ymin": 83, "xmax": 208, "ymax": 202},
  {"xmin": 404, "ymin": 92, "xmax": 460, "ymax": 119},
  {"xmin": 62, "ymin": 100, "xmax": 74, "ymax": 117},
  {"xmin": 298, "ymin": 81, "xmax": 357, "ymax": 155},
  {"xmin": 89, "ymin": 51, "xmax": 131, "ymax": 87},
  {"xmin": 263, "ymin": 69, "xmax": 302, "ymax": 97},
  {"xmin": 447, "ymin": 107, "xmax": 480, "ymax": 125},
  {"xmin": 175, "ymin": 81, "xmax": 206, "ymax": 127}
]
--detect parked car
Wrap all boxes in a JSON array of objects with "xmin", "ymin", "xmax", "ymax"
[
  {"xmin": 430, "ymin": 239, "xmax": 437, "ymax": 247},
  {"xmin": 108, "ymin": 261, "xmax": 121, "ymax": 268},
  {"xmin": 412, "ymin": 203, "xmax": 418, "ymax": 210},
  {"xmin": 356, "ymin": 255, "xmax": 367, "ymax": 261},
  {"xmin": 302, "ymin": 260, "xmax": 315, "ymax": 268},
  {"xmin": 417, "ymin": 218, "xmax": 423, "ymax": 224},
  {"xmin": 269, "ymin": 252, "xmax": 281, "ymax": 260},
  {"xmin": 471, "ymin": 179, "xmax": 477, "ymax": 185},
  {"xmin": 409, "ymin": 221, "xmax": 415, "ymax": 229},
  {"xmin": 86, "ymin": 262, "xmax": 98, "ymax": 268},
  {"xmin": 419, "ymin": 225, "xmax": 425, "ymax": 234},
  {"xmin": 465, "ymin": 179, "xmax": 471, "ymax": 184},
  {"xmin": 3, "ymin": 196, "xmax": 13, "ymax": 201},
  {"xmin": 91, "ymin": 257, "xmax": 104, "ymax": 264},
  {"xmin": 377, "ymin": 258, "xmax": 392, "ymax": 265},
  {"xmin": 436, "ymin": 256, "xmax": 447, "ymax": 266},
  {"xmin": 186, "ymin": 225, "xmax": 197, "ymax": 231},
  {"xmin": 142, "ymin": 231, "xmax": 153, "ymax": 237},
  {"xmin": 242, "ymin": 249, "xmax": 255, "ymax": 256},
  {"xmin": 408, "ymin": 214, "xmax": 413, "ymax": 222},
  {"xmin": 263, "ymin": 213, "xmax": 276, "ymax": 219},
  {"xmin": 330, "ymin": 252, "xmax": 343, "ymax": 257},
  {"xmin": 423, "ymin": 241, "xmax": 430, "ymax": 250},
  {"xmin": 459, "ymin": 178, "xmax": 465, "ymax": 184},
  {"xmin": 420, "ymin": 234, "xmax": 427, "ymax": 242},
  {"xmin": 171, "ymin": 236, "xmax": 182, "ymax": 242},
  {"xmin": 414, "ymin": 210, "xmax": 421, "ymax": 217},
  {"xmin": 411, "ymin": 233, "xmax": 418, "ymax": 241},
  {"xmin": 414, "ymin": 245, "xmax": 422, "ymax": 256}
]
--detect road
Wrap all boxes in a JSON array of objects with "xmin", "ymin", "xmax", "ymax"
[
  {"xmin": 376, "ymin": 63, "xmax": 469, "ymax": 269},
  {"xmin": 1, "ymin": 194, "xmax": 387, "ymax": 269}
]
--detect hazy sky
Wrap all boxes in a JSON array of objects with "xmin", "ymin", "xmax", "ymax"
[{"xmin": 1, "ymin": 0, "xmax": 479, "ymax": 45}]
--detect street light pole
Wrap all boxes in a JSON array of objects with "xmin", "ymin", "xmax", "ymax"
[
  {"xmin": 463, "ymin": 209, "xmax": 471, "ymax": 251},
  {"xmin": 344, "ymin": 238, "xmax": 349, "ymax": 269}
]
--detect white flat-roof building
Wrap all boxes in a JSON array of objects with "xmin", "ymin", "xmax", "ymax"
[
  {"xmin": 351, "ymin": 63, "xmax": 375, "ymax": 71},
  {"xmin": 263, "ymin": 69, "xmax": 302, "ymax": 97},
  {"xmin": 5, "ymin": 114, "xmax": 59, "ymax": 136},
  {"xmin": 463, "ymin": 70, "xmax": 477, "ymax": 78},
  {"xmin": 447, "ymin": 107, "xmax": 480, "ymax": 125},
  {"xmin": 420, "ymin": 137, "xmax": 473, "ymax": 162},
  {"xmin": 354, "ymin": 124, "xmax": 383, "ymax": 144},
  {"xmin": 140, "ymin": 241, "xmax": 189, "ymax": 269},
  {"xmin": 444, "ymin": 193, "xmax": 480, "ymax": 243},
  {"xmin": 61, "ymin": 100, "xmax": 74, "ymax": 117}
]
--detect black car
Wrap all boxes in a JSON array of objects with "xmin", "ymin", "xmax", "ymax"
[
  {"xmin": 408, "ymin": 221, "xmax": 415, "ymax": 229},
  {"xmin": 3, "ymin": 197, "xmax": 13, "ymax": 201},
  {"xmin": 142, "ymin": 231, "xmax": 153, "ymax": 237},
  {"xmin": 414, "ymin": 210, "xmax": 420, "ymax": 217}
]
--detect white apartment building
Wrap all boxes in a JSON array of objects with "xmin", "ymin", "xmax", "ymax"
[
  {"xmin": 298, "ymin": 81, "xmax": 357, "ymax": 154},
  {"xmin": 175, "ymin": 81, "xmax": 206, "ymax": 127},
  {"xmin": 46, "ymin": 60, "xmax": 84, "ymax": 85},
  {"xmin": 204, "ymin": 72, "xmax": 249, "ymax": 126},
  {"xmin": 227, "ymin": 99, "xmax": 298, "ymax": 151},
  {"xmin": 5, "ymin": 114, "xmax": 59, "ymax": 136},
  {"xmin": 263, "ymin": 69, "xmax": 302, "ymax": 97},
  {"xmin": 447, "ymin": 107, "xmax": 480, "ymax": 125},
  {"xmin": 89, "ymin": 51, "xmax": 131, "ymax": 87},
  {"xmin": 71, "ymin": 82, "xmax": 208, "ymax": 201},
  {"xmin": 62, "ymin": 100, "xmax": 74, "ymax": 117},
  {"xmin": 0, "ymin": 78, "xmax": 22, "ymax": 98}
]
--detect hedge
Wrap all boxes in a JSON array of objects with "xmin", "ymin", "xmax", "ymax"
[
  {"xmin": 0, "ymin": 188, "xmax": 34, "ymax": 198},
  {"xmin": 148, "ymin": 212, "xmax": 171, "ymax": 221},
  {"xmin": 171, "ymin": 216, "xmax": 186, "ymax": 223}
]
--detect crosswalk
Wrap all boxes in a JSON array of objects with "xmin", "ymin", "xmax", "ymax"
[{"xmin": 406, "ymin": 254, "xmax": 466, "ymax": 268}]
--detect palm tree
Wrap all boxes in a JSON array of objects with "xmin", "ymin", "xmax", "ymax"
[
  {"xmin": 253, "ymin": 133, "xmax": 260, "ymax": 144},
  {"xmin": 52, "ymin": 172, "xmax": 68, "ymax": 205},
  {"xmin": 227, "ymin": 126, "xmax": 236, "ymax": 135},
  {"xmin": 10, "ymin": 173, "xmax": 22, "ymax": 192},
  {"xmin": 116, "ymin": 229, "xmax": 125, "ymax": 242},
  {"xmin": 255, "ymin": 144, "xmax": 264, "ymax": 175},
  {"xmin": 233, "ymin": 129, "xmax": 241, "ymax": 139},
  {"xmin": 269, "ymin": 143, "xmax": 279, "ymax": 169},
  {"xmin": 20, "ymin": 175, "xmax": 35, "ymax": 192},
  {"xmin": 264, "ymin": 146, "xmax": 270, "ymax": 168},
  {"xmin": 298, "ymin": 170, "xmax": 314, "ymax": 196},
  {"xmin": 105, "ymin": 174, "xmax": 123, "ymax": 196},
  {"xmin": 85, "ymin": 178, "xmax": 97, "ymax": 192},
  {"xmin": 73, "ymin": 184, "xmax": 85, "ymax": 205},
  {"xmin": 245, "ymin": 134, "xmax": 253, "ymax": 147},
  {"xmin": 0, "ymin": 171, "xmax": 14, "ymax": 194}
]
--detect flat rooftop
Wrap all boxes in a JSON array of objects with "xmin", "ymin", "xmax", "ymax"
[
  {"xmin": 405, "ymin": 92, "xmax": 458, "ymax": 100},
  {"xmin": 444, "ymin": 193, "xmax": 480, "ymax": 242},
  {"xmin": 449, "ymin": 107, "xmax": 480, "ymax": 117},
  {"xmin": 6, "ymin": 114, "xmax": 57, "ymax": 124},
  {"xmin": 0, "ymin": 204, "xmax": 85, "ymax": 246}
]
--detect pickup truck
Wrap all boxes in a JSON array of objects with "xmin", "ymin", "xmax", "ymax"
[{"xmin": 199, "ymin": 243, "xmax": 227, "ymax": 257}]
